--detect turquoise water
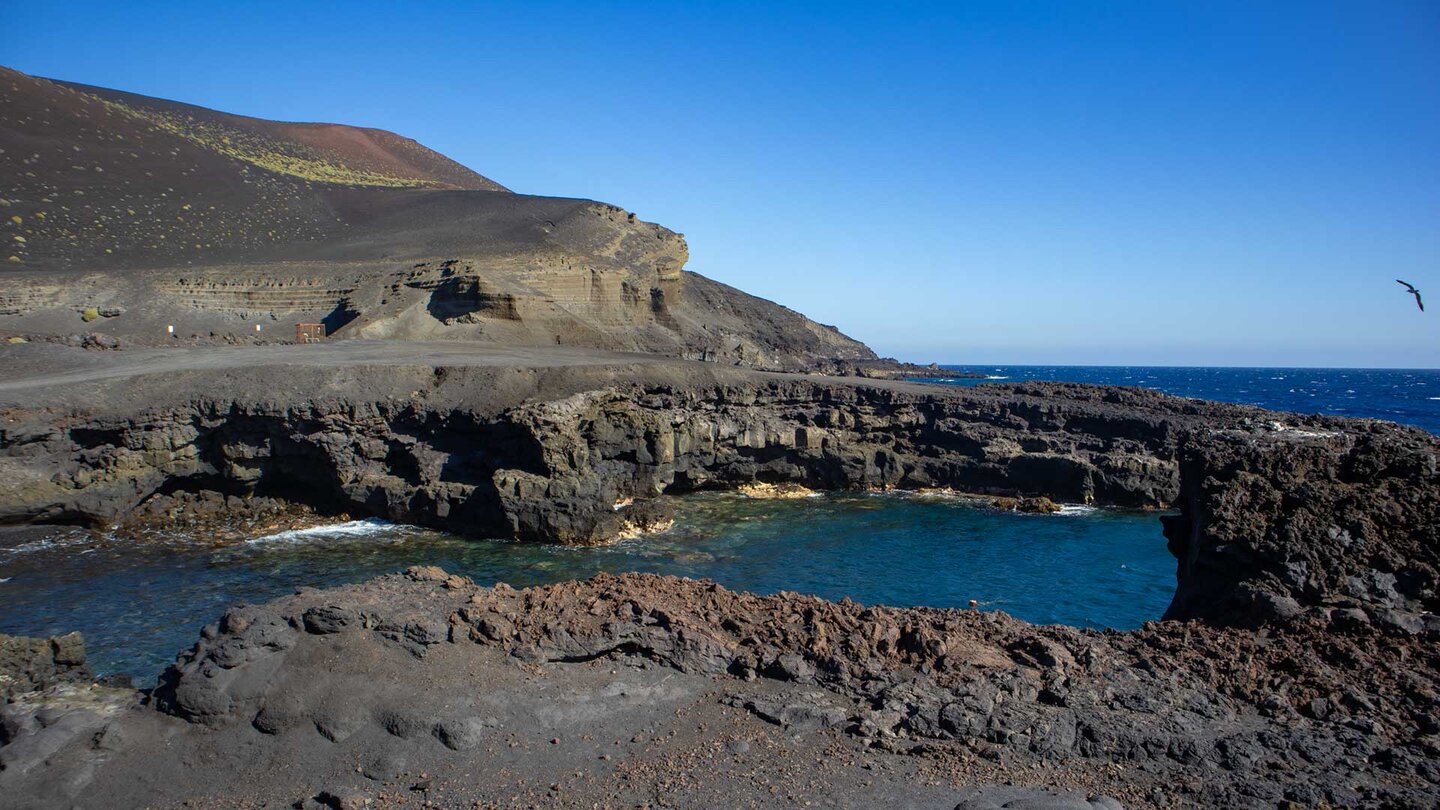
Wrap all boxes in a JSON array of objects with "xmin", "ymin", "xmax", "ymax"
[{"xmin": 0, "ymin": 492, "xmax": 1172, "ymax": 681}]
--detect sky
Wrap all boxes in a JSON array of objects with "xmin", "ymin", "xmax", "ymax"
[{"xmin": 3, "ymin": 1, "xmax": 1437, "ymax": 367}]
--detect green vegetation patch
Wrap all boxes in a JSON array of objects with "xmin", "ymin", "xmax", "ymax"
[{"xmin": 95, "ymin": 97, "xmax": 440, "ymax": 188}]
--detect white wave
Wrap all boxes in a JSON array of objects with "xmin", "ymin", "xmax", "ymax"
[
  {"xmin": 984, "ymin": 375, "xmax": 1009, "ymax": 380},
  {"xmin": 0, "ymin": 577, "xmax": 11, "ymax": 584},
  {"xmin": 0, "ymin": 532, "xmax": 94, "ymax": 557},
  {"xmin": 871, "ymin": 489, "xmax": 1105, "ymax": 517},
  {"xmin": 1429, "ymin": 397, "xmax": 1440, "ymax": 401},
  {"xmin": 247, "ymin": 519, "xmax": 410, "ymax": 545}
]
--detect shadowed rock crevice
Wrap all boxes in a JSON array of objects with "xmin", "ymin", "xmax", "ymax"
[{"xmin": 319, "ymin": 300, "xmax": 360, "ymax": 335}]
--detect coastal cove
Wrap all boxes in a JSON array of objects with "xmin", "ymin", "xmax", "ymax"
[
  {"xmin": 1, "ymin": 359, "xmax": 1431, "ymax": 684},
  {"xmin": 0, "ymin": 492, "xmax": 1172, "ymax": 681},
  {"xmin": 0, "ymin": 48, "xmax": 1436, "ymax": 808}
]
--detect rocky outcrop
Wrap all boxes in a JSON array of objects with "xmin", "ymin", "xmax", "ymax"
[
  {"xmin": 1162, "ymin": 424, "xmax": 1440, "ymax": 629},
  {"xmin": 0, "ymin": 374, "xmax": 1270, "ymax": 544},
  {"xmin": 4, "ymin": 557, "xmax": 1437, "ymax": 807},
  {"xmin": 0, "ymin": 633, "xmax": 90, "ymax": 699},
  {"xmin": 4, "ymin": 359, "xmax": 1434, "ymax": 620},
  {"xmin": 125, "ymin": 564, "xmax": 1437, "ymax": 807}
]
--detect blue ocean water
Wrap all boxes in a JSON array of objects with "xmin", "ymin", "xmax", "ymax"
[
  {"xmin": 0, "ymin": 494, "xmax": 1169, "ymax": 680},
  {"xmin": 925, "ymin": 365, "xmax": 1440, "ymax": 435}
]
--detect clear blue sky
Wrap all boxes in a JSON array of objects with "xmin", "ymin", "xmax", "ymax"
[{"xmin": 4, "ymin": 1, "xmax": 1437, "ymax": 367}]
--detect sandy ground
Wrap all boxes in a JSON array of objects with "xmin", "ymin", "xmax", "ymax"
[
  {"xmin": 0, "ymin": 341, "xmax": 677, "ymax": 393},
  {"xmin": 0, "ymin": 340, "xmax": 956, "ymax": 417}
]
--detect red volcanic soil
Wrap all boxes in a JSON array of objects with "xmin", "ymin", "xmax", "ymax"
[
  {"xmin": 0, "ymin": 66, "xmax": 510, "ymax": 272},
  {"xmin": 61, "ymin": 79, "xmax": 507, "ymax": 193}
]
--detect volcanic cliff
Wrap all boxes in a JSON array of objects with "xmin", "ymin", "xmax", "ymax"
[{"xmin": 0, "ymin": 66, "xmax": 874, "ymax": 370}]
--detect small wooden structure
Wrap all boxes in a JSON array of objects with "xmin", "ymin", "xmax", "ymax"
[{"xmin": 294, "ymin": 323, "xmax": 325, "ymax": 344}]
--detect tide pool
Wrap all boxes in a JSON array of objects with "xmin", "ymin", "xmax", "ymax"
[{"xmin": 0, "ymin": 492, "xmax": 1173, "ymax": 681}]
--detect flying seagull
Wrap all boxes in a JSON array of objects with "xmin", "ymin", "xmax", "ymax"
[{"xmin": 1397, "ymin": 279, "xmax": 1424, "ymax": 312}]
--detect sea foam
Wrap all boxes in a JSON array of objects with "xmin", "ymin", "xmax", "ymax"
[
  {"xmin": 248, "ymin": 518, "xmax": 407, "ymax": 545},
  {"xmin": 0, "ymin": 531, "xmax": 95, "ymax": 558}
]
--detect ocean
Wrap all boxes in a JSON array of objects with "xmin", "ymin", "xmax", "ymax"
[
  {"xmin": 2, "ymin": 365, "xmax": 1433, "ymax": 680},
  {"xmin": 925, "ymin": 365, "xmax": 1440, "ymax": 435}
]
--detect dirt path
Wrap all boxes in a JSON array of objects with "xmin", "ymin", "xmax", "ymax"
[{"xmin": 0, "ymin": 340, "xmax": 677, "ymax": 393}]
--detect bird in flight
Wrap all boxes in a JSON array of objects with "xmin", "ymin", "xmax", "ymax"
[{"xmin": 1397, "ymin": 279, "xmax": 1424, "ymax": 312}]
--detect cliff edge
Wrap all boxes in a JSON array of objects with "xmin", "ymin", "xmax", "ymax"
[{"xmin": 0, "ymin": 67, "xmax": 875, "ymax": 370}]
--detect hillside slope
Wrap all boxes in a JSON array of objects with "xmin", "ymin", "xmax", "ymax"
[{"xmin": 0, "ymin": 67, "xmax": 876, "ymax": 369}]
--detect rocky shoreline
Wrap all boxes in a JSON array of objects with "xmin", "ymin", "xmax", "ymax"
[
  {"xmin": 2, "ymin": 556, "xmax": 1436, "ymax": 807},
  {"xmin": 2, "ymin": 358, "xmax": 1301, "ymax": 544},
  {"xmin": 0, "ymin": 358, "xmax": 1437, "ymax": 807}
]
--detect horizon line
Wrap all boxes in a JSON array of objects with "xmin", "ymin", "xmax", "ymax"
[{"xmin": 923, "ymin": 361, "xmax": 1440, "ymax": 371}]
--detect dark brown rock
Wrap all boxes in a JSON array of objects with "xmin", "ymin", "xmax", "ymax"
[
  {"xmin": 0, "ymin": 369, "xmax": 1282, "ymax": 544},
  {"xmin": 1163, "ymin": 424, "xmax": 1440, "ymax": 626},
  {"xmin": 129, "ymin": 567, "xmax": 1438, "ymax": 808},
  {"xmin": 0, "ymin": 632, "xmax": 91, "ymax": 699}
]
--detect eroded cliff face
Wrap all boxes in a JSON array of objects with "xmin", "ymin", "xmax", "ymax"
[
  {"xmin": 6, "ymin": 366, "xmax": 1434, "ymax": 628},
  {"xmin": 0, "ymin": 206, "xmax": 874, "ymax": 370},
  {"xmin": 1, "ymin": 376, "xmax": 1256, "ymax": 544},
  {"xmin": 0, "ymin": 68, "xmax": 877, "ymax": 371},
  {"xmin": 1162, "ymin": 424, "xmax": 1440, "ymax": 629}
]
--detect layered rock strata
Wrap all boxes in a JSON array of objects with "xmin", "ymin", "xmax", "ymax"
[
  {"xmin": 3, "ymin": 369, "xmax": 1269, "ymax": 544},
  {"xmin": 4, "ymin": 356, "xmax": 1433, "ymax": 628},
  {"xmin": 0, "ymin": 67, "xmax": 878, "ymax": 371}
]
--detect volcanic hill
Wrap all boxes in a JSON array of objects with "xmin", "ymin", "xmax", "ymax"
[{"xmin": 0, "ymin": 66, "xmax": 875, "ymax": 369}]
